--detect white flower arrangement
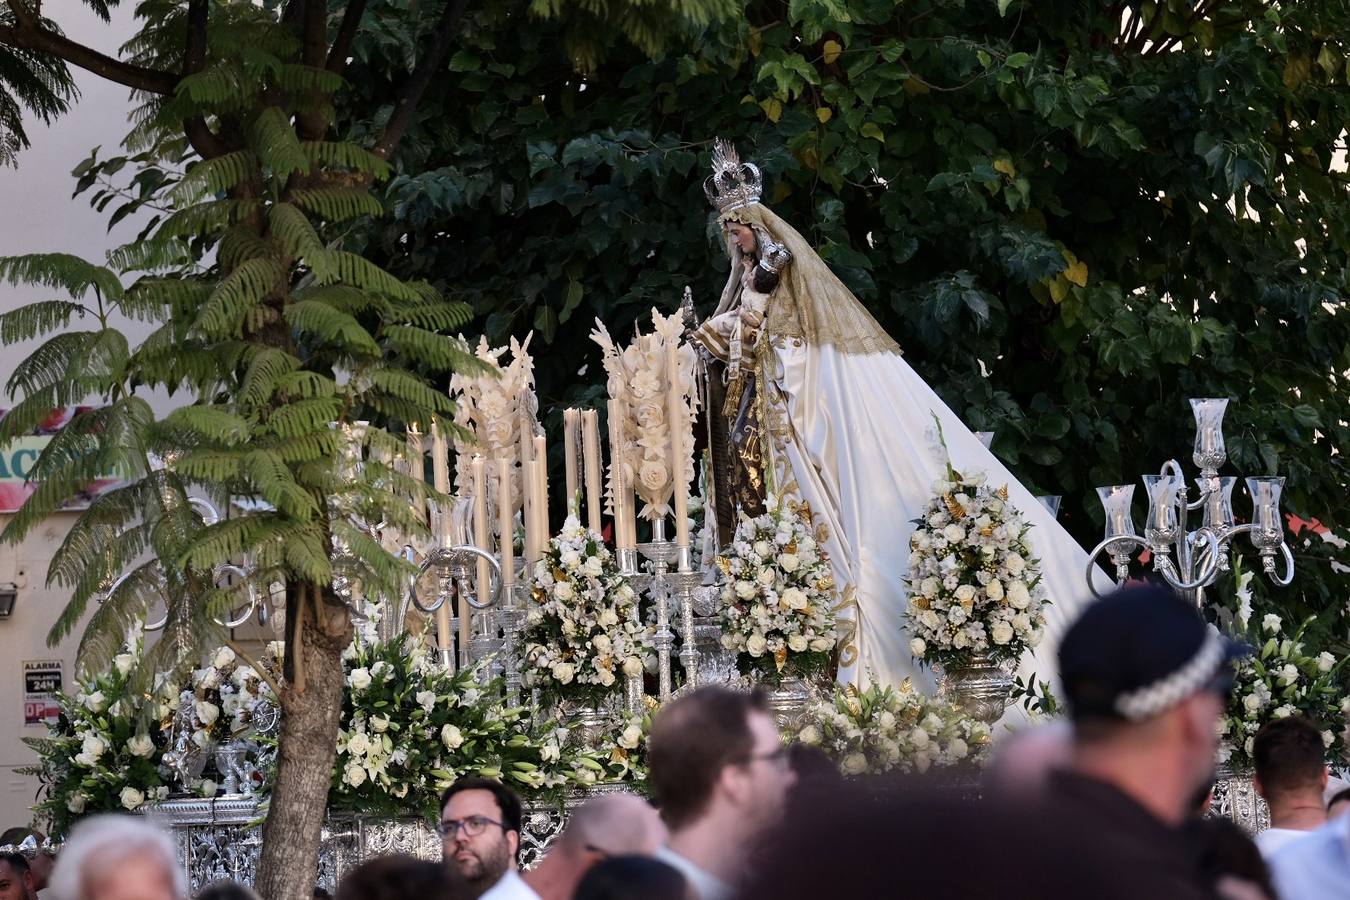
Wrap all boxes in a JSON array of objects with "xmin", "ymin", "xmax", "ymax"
[
  {"xmin": 591, "ymin": 310, "xmax": 698, "ymax": 522},
  {"xmin": 182, "ymin": 644, "xmax": 279, "ymax": 749},
  {"xmin": 904, "ymin": 457, "xmax": 1048, "ymax": 669},
  {"xmin": 449, "ymin": 333, "xmax": 539, "ymax": 507},
  {"xmin": 521, "ymin": 515, "xmax": 650, "ymax": 706},
  {"xmin": 788, "ymin": 681, "xmax": 991, "ymax": 776},
  {"xmin": 1220, "ymin": 601, "xmax": 1349, "ymax": 771},
  {"xmin": 716, "ymin": 497, "xmax": 838, "ymax": 686}
]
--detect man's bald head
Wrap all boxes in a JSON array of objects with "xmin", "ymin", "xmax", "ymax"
[{"xmin": 561, "ymin": 794, "xmax": 666, "ymax": 857}]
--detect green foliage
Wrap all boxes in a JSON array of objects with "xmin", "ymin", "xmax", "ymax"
[{"xmin": 340, "ymin": 0, "xmax": 1350, "ymax": 646}]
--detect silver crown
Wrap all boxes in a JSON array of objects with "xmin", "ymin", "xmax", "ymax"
[
  {"xmin": 756, "ymin": 238, "xmax": 791, "ymax": 275},
  {"xmin": 703, "ymin": 138, "xmax": 762, "ymax": 214}
]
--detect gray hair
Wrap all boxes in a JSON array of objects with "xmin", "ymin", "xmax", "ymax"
[{"xmin": 47, "ymin": 814, "xmax": 186, "ymax": 900}]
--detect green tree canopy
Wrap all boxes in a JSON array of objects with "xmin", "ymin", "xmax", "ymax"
[{"xmin": 341, "ymin": 0, "xmax": 1350, "ymax": 644}]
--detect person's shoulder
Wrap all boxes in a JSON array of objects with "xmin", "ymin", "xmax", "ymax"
[{"xmin": 479, "ymin": 869, "xmax": 541, "ymax": 900}]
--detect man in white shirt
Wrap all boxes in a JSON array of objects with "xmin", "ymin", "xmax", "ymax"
[
  {"xmin": 1269, "ymin": 812, "xmax": 1350, "ymax": 899},
  {"xmin": 523, "ymin": 793, "xmax": 666, "ymax": 900},
  {"xmin": 1252, "ymin": 716, "xmax": 1329, "ymax": 857},
  {"xmin": 646, "ymin": 687, "xmax": 797, "ymax": 900},
  {"xmin": 440, "ymin": 777, "xmax": 539, "ymax": 900}
]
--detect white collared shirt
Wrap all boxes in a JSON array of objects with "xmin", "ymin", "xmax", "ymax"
[
  {"xmin": 479, "ymin": 868, "xmax": 541, "ymax": 900},
  {"xmin": 655, "ymin": 845, "xmax": 733, "ymax": 900},
  {"xmin": 1254, "ymin": 826, "xmax": 1314, "ymax": 858}
]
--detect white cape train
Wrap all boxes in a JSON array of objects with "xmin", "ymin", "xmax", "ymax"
[{"xmin": 768, "ymin": 340, "xmax": 1114, "ymax": 699}]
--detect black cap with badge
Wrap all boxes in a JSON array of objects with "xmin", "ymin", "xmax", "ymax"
[{"xmin": 1058, "ymin": 583, "xmax": 1249, "ymax": 723}]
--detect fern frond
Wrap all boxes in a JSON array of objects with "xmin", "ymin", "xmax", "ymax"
[
  {"xmin": 106, "ymin": 237, "xmax": 194, "ymax": 277},
  {"xmin": 268, "ymin": 203, "xmax": 330, "ymax": 278},
  {"xmin": 151, "ymin": 199, "xmax": 252, "ymax": 240},
  {"xmin": 4, "ymin": 330, "xmax": 93, "ymax": 398},
  {"xmin": 0, "ymin": 253, "xmax": 123, "ymax": 300},
  {"xmin": 362, "ymin": 368, "xmax": 456, "ymax": 417},
  {"xmin": 275, "ymin": 63, "xmax": 345, "ymax": 95},
  {"xmin": 172, "ymin": 151, "xmax": 261, "ymax": 203},
  {"xmin": 193, "ymin": 257, "xmax": 286, "ymax": 339},
  {"xmin": 47, "ymin": 481, "xmax": 146, "ymax": 587},
  {"xmin": 286, "ymin": 300, "xmax": 380, "ymax": 356},
  {"xmin": 394, "ymin": 301, "xmax": 476, "ymax": 333},
  {"xmin": 161, "ymin": 405, "xmax": 252, "ymax": 444},
  {"xmin": 291, "ymin": 283, "xmax": 377, "ymax": 315},
  {"xmin": 260, "ymin": 396, "xmax": 342, "ymax": 440},
  {"xmin": 289, "ymin": 187, "xmax": 382, "ymax": 222},
  {"xmin": 176, "ymin": 62, "xmax": 247, "ymax": 105},
  {"xmin": 237, "ymin": 347, "xmax": 301, "ymax": 407},
  {"xmin": 63, "ymin": 560, "xmax": 164, "ymax": 660},
  {"xmin": 242, "ymin": 448, "xmax": 319, "ymax": 518},
  {"xmin": 272, "ymin": 430, "xmax": 338, "ymax": 464},
  {"xmin": 280, "ymin": 521, "xmax": 333, "ymax": 583},
  {"xmin": 218, "ymin": 224, "xmax": 275, "ymax": 271},
  {"xmin": 174, "ymin": 448, "xmax": 246, "ymax": 483},
  {"xmin": 125, "ymin": 278, "xmax": 213, "ymax": 316},
  {"xmin": 251, "ymin": 107, "xmax": 309, "ymax": 179},
  {"xmin": 274, "ymin": 369, "xmax": 336, "ymax": 400},
  {"xmin": 0, "ymin": 300, "xmax": 88, "ymax": 343},
  {"xmin": 300, "ymin": 142, "xmax": 391, "ymax": 181},
  {"xmin": 383, "ymin": 326, "xmax": 487, "ymax": 374},
  {"xmin": 321, "ymin": 251, "xmax": 420, "ymax": 303}
]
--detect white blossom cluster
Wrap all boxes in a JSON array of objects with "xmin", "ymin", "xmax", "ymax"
[
  {"xmin": 904, "ymin": 470, "xmax": 1047, "ymax": 668},
  {"xmin": 717, "ymin": 499, "xmax": 837, "ymax": 682},
  {"xmin": 181, "ymin": 644, "xmax": 278, "ymax": 748},
  {"xmin": 522, "ymin": 516, "xmax": 650, "ymax": 702},
  {"xmin": 448, "ymin": 333, "xmax": 538, "ymax": 506},
  {"xmin": 790, "ymin": 682, "xmax": 991, "ymax": 776},
  {"xmin": 1219, "ymin": 610, "xmax": 1348, "ymax": 770},
  {"xmin": 591, "ymin": 310, "xmax": 698, "ymax": 521}
]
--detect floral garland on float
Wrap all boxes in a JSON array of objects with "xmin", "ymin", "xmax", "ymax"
[
  {"xmin": 715, "ymin": 497, "xmax": 838, "ymax": 687},
  {"xmin": 520, "ymin": 515, "xmax": 650, "ymax": 708},
  {"xmin": 786, "ymin": 681, "xmax": 991, "ymax": 776},
  {"xmin": 1219, "ymin": 561, "xmax": 1350, "ymax": 770}
]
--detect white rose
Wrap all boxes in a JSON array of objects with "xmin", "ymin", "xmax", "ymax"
[
  {"xmin": 553, "ymin": 582, "xmax": 576, "ymax": 602},
  {"xmin": 779, "ymin": 553, "xmax": 801, "ymax": 572},
  {"xmin": 1242, "ymin": 693, "xmax": 1262, "ymax": 713},
  {"xmin": 985, "ymin": 579, "xmax": 1004, "ymax": 601},
  {"xmin": 581, "ymin": 557, "xmax": 604, "ymax": 578},
  {"xmin": 441, "ymin": 724, "xmax": 465, "ymax": 750},
  {"xmin": 370, "ymin": 715, "xmax": 390, "ymax": 733},
  {"xmin": 753, "ymin": 540, "xmax": 773, "ymax": 558},
  {"xmin": 758, "ymin": 568, "xmax": 777, "ymax": 587},
  {"xmin": 194, "ymin": 700, "xmax": 220, "ymax": 727},
  {"xmin": 120, "ymin": 787, "xmax": 145, "ymax": 811},
  {"xmin": 842, "ymin": 752, "xmax": 869, "ymax": 775},
  {"xmin": 416, "ymin": 690, "xmax": 436, "ymax": 713},
  {"xmin": 560, "ymin": 550, "xmax": 582, "ymax": 568},
  {"xmin": 200, "ymin": 779, "xmax": 217, "ymax": 798},
  {"xmin": 67, "ymin": 794, "xmax": 87, "ymax": 814},
  {"xmin": 622, "ymin": 656, "xmax": 644, "ymax": 677},
  {"xmin": 1005, "ymin": 554, "xmax": 1026, "ymax": 576},
  {"xmin": 347, "ymin": 732, "xmax": 370, "ymax": 756},
  {"xmin": 551, "ymin": 662, "xmax": 576, "ymax": 684},
  {"xmin": 735, "ymin": 581, "xmax": 757, "ymax": 600},
  {"xmin": 1262, "ymin": 614, "xmax": 1282, "ymax": 634},
  {"xmin": 910, "ymin": 727, "xmax": 930, "ymax": 749},
  {"xmin": 954, "ymin": 584, "xmax": 977, "ymax": 603},
  {"xmin": 1323, "ymin": 730, "xmax": 1335, "ymax": 748},
  {"xmin": 810, "ymin": 637, "xmax": 834, "ymax": 652},
  {"xmin": 343, "ymin": 763, "xmax": 366, "ymax": 787},
  {"xmin": 114, "ymin": 653, "xmax": 135, "ymax": 676},
  {"xmin": 990, "ymin": 622, "xmax": 1014, "ymax": 645},
  {"xmin": 920, "ymin": 577, "xmax": 940, "ymax": 599},
  {"xmin": 127, "ymin": 733, "xmax": 155, "ymax": 758},
  {"xmin": 798, "ymin": 725, "xmax": 821, "ymax": 746},
  {"xmin": 83, "ymin": 691, "xmax": 106, "ymax": 713},
  {"xmin": 1317, "ymin": 652, "xmax": 1335, "ymax": 673},
  {"xmin": 1007, "ymin": 581, "xmax": 1031, "ymax": 609},
  {"xmin": 619, "ymin": 725, "xmax": 643, "ymax": 749},
  {"xmin": 592, "ymin": 634, "xmax": 613, "ymax": 654},
  {"xmin": 788, "ymin": 634, "xmax": 808, "ymax": 653},
  {"xmin": 597, "ymin": 608, "xmax": 620, "ymax": 628},
  {"xmin": 1279, "ymin": 664, "xmax": 1299, "ymax": 684},
  {"xmin": 781, "ymin": 588, "xmax": 808, "ymax": 610},
  {"xmin": 213, "ymin": 646, "xmax": 236, "ymax": 669},
  {"xmin": 746, "ymin": 633, "xmax": 768, "ymax": 656},
  {"xmin": 347, "ymin": 667, "xmax": 372, "ymax": 691},
  {"xmin": 81, "ymin": 733, "xmax": 108, "ymax": 760},
  {"xmin": 910, "ymin": 638, "xmax": 926, "ymax": 657}
]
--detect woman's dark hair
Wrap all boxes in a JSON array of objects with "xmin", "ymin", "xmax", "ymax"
[
  {"xmin": 751, "ymin": 264, "xmax": 780, "ymax": 294},
  {"xmin": 573, "ymin": 855, "xmax": 687, "ymax": 900},
  {"xmin": 1185, "ymin": 816, "xmax": 1276, "ymax": 899},
  {"xmin": 335, "ymin": 855, "xmax": 465, "ymax": 900}
]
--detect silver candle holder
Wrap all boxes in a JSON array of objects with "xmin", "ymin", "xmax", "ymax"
[
  {"xmin": 637, "ymin": 519, "xmax": 679, "ymax": 703},
  {"xmin": 1085, "ymin": 398, "xmax": 1294, "ymax": 605}
]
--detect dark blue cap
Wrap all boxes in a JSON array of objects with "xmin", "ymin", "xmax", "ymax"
[{"xmin": 1058, "ymin": 583, "xmax": 1247, "ymax": 722}]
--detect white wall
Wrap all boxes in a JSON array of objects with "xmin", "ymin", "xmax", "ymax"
[{"xmin": 0, "ymin": 4, "xmax": 179, "ymax": 832}]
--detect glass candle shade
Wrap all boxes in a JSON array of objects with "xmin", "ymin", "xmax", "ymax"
[
  {"xmin": 1190, "ymin": 398, "xmax": 1229, "ymax": 471},
  {"xmin": 1202, "ymin": 476, "xmax": 1236, "ymax": 530},
  {"xmin": 1097, "ymin": 485, "xmax": 1137, "ymax": 540},
  {"xmin": 1143, "ymin": 474, "xmax": 1182, "ymax": 545},
  {"xmin": 1245, "ymin": 476, "xmax": 1286, "ymax": 548},
  {"xmin": 1037, "ymin": 495, "xmax": 1062, "ymax": 520}
]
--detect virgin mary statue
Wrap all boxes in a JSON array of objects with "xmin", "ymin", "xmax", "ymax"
[{"xmin": 693, "ymin": 140, "xmax": 1108, "ymax": 693}]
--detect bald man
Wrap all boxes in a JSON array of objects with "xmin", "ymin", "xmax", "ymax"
[{"xmin": 524, "ymin": 794, "xmax": 667, "ymax": 900}]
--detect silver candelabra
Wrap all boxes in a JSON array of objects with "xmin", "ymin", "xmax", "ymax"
[{"xmin": 1086, "ymin": 398, "xmax": 1294, "ymax": 605}]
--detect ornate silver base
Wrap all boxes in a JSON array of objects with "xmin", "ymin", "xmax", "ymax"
[
  {"xmin": 937, "ymin": 653, "xmax": 1014, "ymax": 724},
  {"xmin": 1211, "ymin": 768, "xmax": 1271, "ymax": 834},
  {"xmin": 762, "ymin": 676, "xmax": 815, "ymax": 732}
]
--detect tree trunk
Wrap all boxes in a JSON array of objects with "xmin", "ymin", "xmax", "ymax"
[{"xmin": 253, "ymin": 592, "xmax": 352, "ymax": 900}]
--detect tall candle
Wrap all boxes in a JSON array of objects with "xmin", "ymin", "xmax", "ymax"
[
  {"xmin": 470, "ymin": 456, "xmax": 488, "ymax": 651},
  {"xmin": 606, "ymin": 399, "xmax": 626, "ymax": 549},
  {"xmin": 497, "ymin": 456, "xmax": 515, "ymax": 590},
  {"xmin": 582, "ymin": 410, "xmax": 602, "ymax": 535},
  {"xmin": 665, "ymin": 342, "xmax": 691, "ymax": 549},
  {"xmin": 431, "ymin": 423, "xmax": 452, "ymax": 543},
  {"xmin": 563, "ymin": 408, "xmax": 580, "ymax": 513},
  {"xmin": 617, "ymin": 399, "xmax": 636, "ymax": 549},
  {"xmin": 407, "ymin": 424, "xmax": 426, "ymax": 526},
  {"xmin": 534, "ymin": 435, "xmax": 549, "ymax": 545}
]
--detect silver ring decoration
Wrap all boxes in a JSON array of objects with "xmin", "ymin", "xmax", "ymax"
[
  {"xmin": 212, "ymin": 563, "xmax": 259, "ymax": 628},
  {"xmin": 407, "ymin": 545, "xmax": 502, "ymax": 614}
]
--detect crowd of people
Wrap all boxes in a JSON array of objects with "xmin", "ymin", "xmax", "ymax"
[{"xmin": 2, "ymin": 583, "xmax": 1348, "ymax": 900}]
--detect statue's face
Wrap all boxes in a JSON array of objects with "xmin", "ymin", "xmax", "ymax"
[{"xmin": 726, "ymin": 222, "xmax": 757, "ymax": 255}]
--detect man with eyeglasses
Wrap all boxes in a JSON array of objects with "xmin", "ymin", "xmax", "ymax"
[
  {"xmin": 647, "ymin": 686, "xmax": 796, "ymax": 900},
  {"xmin": 521, "ymin": 793, "xmax": 666, "ymax": 900},
  {"xmin": 438, "ymin": 777, "xmax": 536, "ymax": 900}
]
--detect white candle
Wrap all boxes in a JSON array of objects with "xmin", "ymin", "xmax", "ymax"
[
  {"xmin": 471, "ymin": 456, "xmax": 488, "ymax": 649},
  {"xmin": 563, "ymin": 408, "xmax": 580, "ymax": 513},
  {"xmin": 498, "ymin": 456, "xmax": 515, "ymax": 589},
  {"xmin": 606, "ymin": 399, "xmax": 626, "ymax": 549},
  {"xmin": 582, "ymin": 409, "xmax": 602, "ymax": 535},
  {"xmin": 407, "ymin": 424, "xmax": 425, "ymax": 526},
  {"xmin": 617, "ymin": 399, "xmax": 636, "ymax": 549},
  {"xmin": 534, "ymin": 435, "xmax": 549, "ymax": 545},
  {"xmin": 431, "ymin": 423, "xmax": 452, "ymax": 543},
  {"xmin": 665, "ymin": 342, "xmax": 691, "ymax": 549}
]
